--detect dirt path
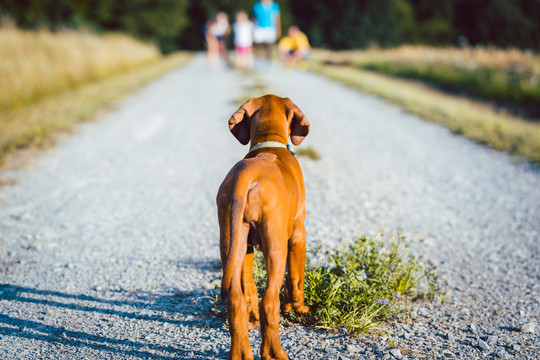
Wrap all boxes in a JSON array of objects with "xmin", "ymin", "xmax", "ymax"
[{"xmin": 1, "ymin": 55, "xmax": 538, "ymax": 359}]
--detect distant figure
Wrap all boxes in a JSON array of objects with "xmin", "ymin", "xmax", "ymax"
[
  {"xmin": 204, "ymin": 17, "xmax": 219, "ymax": 69},
  {"xmin": 213, "ymin": 12, "xmax": 231, "ymax": 66},
  {"xmin": 205, "ymin": 12, "xmax": 230, "ymax": 69},
  {"xmin": 278, "ymin": 26, "xmax": 310, "ymax": 69},
  {"xmin": 233, "ymin": 12, "xmax": 254, "ymax": 69},
  {"xmin": 251, "ymin": 0, "xmax": 281, "ymax": 61}
]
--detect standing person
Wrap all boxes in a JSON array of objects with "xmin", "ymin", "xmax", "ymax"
[
  {"xmin": 204, "ymin": 17, "xmax": 219, "ymax": 69},
  {"xmin": 251, "ymin": 0, "xmax": 281, "ymax": 62},
  {"xmin": 233, "ymin": 11, "xmax": 254, "ymax": 69},
  {"xmin": 213, "ymin": 12, "xmax": 231, "ymax": 67}
]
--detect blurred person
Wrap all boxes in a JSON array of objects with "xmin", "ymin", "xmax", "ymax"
[
  {"xmin": 233, "ymin": 11, "xmax": 254, "ymax": 69},
  {"xmin": 251, "ymin": 0, "xmax": 281, "ymax": 61},
  {"xmin": 205, "ymin": 13, "xmax": 231, "ymax": 69},
  {"xmin": 204, "ymin": 17, "xmax": 220, "ymax": 69},
  {"xmin": 278, "ymin": 26, "xmax": 310, "ymax": 69},
  {"xmin": 213, "ymin": 12, "xmax": 231, "ymax": 66}
]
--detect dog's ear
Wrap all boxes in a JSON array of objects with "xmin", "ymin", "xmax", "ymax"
[
  {"xmin": 228, "ymin": 98, "xmax": 257, "ymax": 145},
  {"xmin": 286, "ymin": 98, "xmax": 310, "ymax": 145}
]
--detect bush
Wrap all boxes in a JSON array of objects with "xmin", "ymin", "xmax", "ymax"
[{"xmin": 254, "ymin": 232, "xmax": 438, "ymax": 335}]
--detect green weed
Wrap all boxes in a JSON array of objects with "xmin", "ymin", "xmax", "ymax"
[
  {"xmin": 254, "ymin": 232, "xmax": 438, "ymax": 335},
  {"xmin": 295, "ymin": 145, "xmax": 321, "ymax": 160}
]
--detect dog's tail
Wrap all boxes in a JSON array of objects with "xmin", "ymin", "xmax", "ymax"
[{"xmin": 221, "ymin": 170, "xmax": 252, "ymax": 301}]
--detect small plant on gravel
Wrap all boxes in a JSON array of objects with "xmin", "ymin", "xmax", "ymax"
[
  {"xmin": 295, "ymin": 145, "xmax": 321, "ymax": 160},
  {"xmin": 255, "ymin": 232, "xmax": 438, "ymax": 335},
  {"xmin": 210, "ymin": 232, "xmax": 437, "ymax": 335}
]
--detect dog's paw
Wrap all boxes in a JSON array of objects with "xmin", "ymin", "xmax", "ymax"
[
  {"xmin": 283, "ymin": 303, "xmax": 293, "ymax": 314},
  {"xmin": 293, "ymin": 304, "xmax": 309, "ymax": 314},
  {"xmin": 283, "ymin": 301, "xmax": 309, "ymax": 315}
]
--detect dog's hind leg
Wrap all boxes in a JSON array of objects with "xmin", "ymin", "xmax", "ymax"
[
  {"xmin": 225, "ymin": 223, "xmax": 254, "ymax": 360},
  {"xmin": 259, "ymin": 222, "xmax": 289, "ymax": 360},
  {"xmin": 284, "ymin": 222, "xmax": 309, "ymax": 315}
]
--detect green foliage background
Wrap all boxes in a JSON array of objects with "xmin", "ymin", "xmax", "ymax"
[{"xmin": 1, "ymin": 0, "xmax": 539, "ymax": 51}]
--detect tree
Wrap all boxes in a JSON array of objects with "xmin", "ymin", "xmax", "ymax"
[{"xmin": 290, "ymin": 0, "xmax": 405, "ymax": 49}]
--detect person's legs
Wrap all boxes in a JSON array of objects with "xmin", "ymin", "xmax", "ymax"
[{"xmin": 206, "ymin": 37, "xmax": 219, "ymax": 69}]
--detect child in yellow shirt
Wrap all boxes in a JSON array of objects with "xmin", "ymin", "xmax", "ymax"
[{"xmin": 278, "ymin": 26, "xmax": 310, "ymax": 69}]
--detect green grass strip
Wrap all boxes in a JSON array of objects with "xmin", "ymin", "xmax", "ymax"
[
  {"xmin": 358, "ymin": 61, "xmax": 540, "ymax": 106},
  {"xmin": 310, "ymin": 61, "xmax": 540, "ymax": 165}
]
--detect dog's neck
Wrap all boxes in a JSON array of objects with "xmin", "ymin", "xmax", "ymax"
[{"xmin": 249, "ymin": 141, "xmax": 295, "ymax": 155}]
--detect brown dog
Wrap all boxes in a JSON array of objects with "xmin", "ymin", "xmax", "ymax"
[{"xmin": 217, "ymin": 95, "xmax": 310, "ymax": 360}]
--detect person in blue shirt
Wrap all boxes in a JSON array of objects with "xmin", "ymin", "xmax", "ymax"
[{"xmin": 251, "ymin": 0, "xmax": 281, "ymax": 61}]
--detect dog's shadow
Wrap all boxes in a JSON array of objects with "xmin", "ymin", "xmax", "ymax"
[{"xmin": 0, "ymin": 260, "xmax": 229, "ymax": 359}]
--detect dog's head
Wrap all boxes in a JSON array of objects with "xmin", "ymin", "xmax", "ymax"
[{"xmin": 228, "ymin": 95, "xmax": 310, "ymax": 146}]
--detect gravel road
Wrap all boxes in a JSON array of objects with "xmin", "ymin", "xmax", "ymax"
[{"xmin": 1, "ymin": 54, "xmax": 539, "ymax": 359}]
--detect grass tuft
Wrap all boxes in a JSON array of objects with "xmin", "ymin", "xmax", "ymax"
[
  {"xmin": 253, "ymin": 232, "xmax": 437, "ymax": 335},
  {"xmin": 295, "ymin": 145, "xmax": 321, "ymax": 160}
]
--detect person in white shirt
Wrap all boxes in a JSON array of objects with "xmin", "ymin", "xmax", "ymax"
[{"xmin": 233, "ymin": 11, "xmax": 254, "ymax": 69}]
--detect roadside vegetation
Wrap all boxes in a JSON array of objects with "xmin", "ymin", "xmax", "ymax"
[
  {"xmin": 319, "ymin": 46, "xmax": 540, "ymax": 117},
  {"xmin": 0, "ymin": 24, "xmax": 192, "ymax": 166},
  {"xmin": 252, "ymin": 232, "xmax": 437, "ymax": 335},
  {"xmin": 0, "ymin": 23, "xmax": 161, "ymax": 110},
  {"xmin": 310, "ymin": 48, "xmax": 540, "ymax": 165},
  {"xmin": 209, "ymin": 233, "xmax": 437, "ymax": 334}
]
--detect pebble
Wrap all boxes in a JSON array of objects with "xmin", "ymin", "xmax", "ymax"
[
  {"xmin": 520, "ymin": 321, "xmax": 537, "ymax": 333},
  {"xmin": 442, "ymin": 350, "xmax": 454, "ymax": 358},
  {"xmin": 446, "ymin": 332, "xmax": 455, "ymax": 342},
  {"xmin": 389, "ymin": 349, "xmax": 403, "ymax": 359},
  {"xmin": 469, "ymin": 323, "xmax": 479, "ymax": 335},
  {"xmin": 478, "ymin": 339, "xmax": 490, "ymax": 352},
  {"xmin": 417, "ymin": 308, "xmax": 429, "ymax": 317},
  {"xmin": 487, "ymin": 335, "xmax": 498, "ymax": 345}
]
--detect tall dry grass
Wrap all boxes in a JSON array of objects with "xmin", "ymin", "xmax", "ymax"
[
  {"xmin": 313, "ymin": 46, "xmax": 540, "ymax": 110},
  {"xmin": 0, "ymin": 23, "xmax": 161, "ymax": 110},
  {"xmin": 0, "ymin": 23, "xmax": 193, "ymax": 166},
  {"xmin": 335, "ymin": 45, "xmax": 540, "ymax": 72}
]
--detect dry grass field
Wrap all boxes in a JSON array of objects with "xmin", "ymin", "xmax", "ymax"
[
  {"xmin": 0, "ymin": 23, "xmax": 161, "ymax": 110},
  {"xmin": 0, "ymin": 24, "xmax": 191, "ymax": 166}
]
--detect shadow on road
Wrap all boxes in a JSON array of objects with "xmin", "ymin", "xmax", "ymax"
[{"xmin": 0, "ymin": 282, "xmax": 228, "ymax": 359}]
